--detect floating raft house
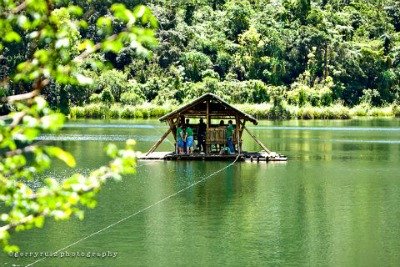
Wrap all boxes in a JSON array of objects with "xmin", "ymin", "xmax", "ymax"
[{"xmin": 140, "ymin": 93, "xmax": 287, "ymax": 162}]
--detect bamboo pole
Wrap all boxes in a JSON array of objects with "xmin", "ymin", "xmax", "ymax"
[
  {"xmin": 238, "ymin": 119, "xmax": 246, "ymax": 153},
  {"xmin": 206, "ymin": 100, "xmax": 210, "ymax": 126},
  {"xmin": 206, "ymin": 100, "xmax": 210, "ymax": 154},
  {"xmin": 168, "ymin": 118, "xmax": 177, "ymax": 141},
  {"xmin": 235, "ymin": 116, "xmax": 241, "ymax": 154},
  {"xmin": 145, "ymin": 128, "xmax": 172, "ymax": 156},
  {"xmin": 239, "ymin": 119, "xmax": 246, "ymax": 139},
  {"xmin": 243, "ymin": 126, "xmax": 272, "ymax": 154}
]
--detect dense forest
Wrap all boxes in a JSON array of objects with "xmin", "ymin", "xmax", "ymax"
[{"xmin": 1, "ymin": 0, "xmax": 400, "ymax": 118}]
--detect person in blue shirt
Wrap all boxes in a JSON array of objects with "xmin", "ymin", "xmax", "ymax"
[{"xmin": 185, "ymin": 119, "xmax": 194, "ymax": 154}]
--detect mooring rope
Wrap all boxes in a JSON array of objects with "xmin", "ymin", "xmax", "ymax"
[{"xmin": 26, "ymin": 154, "xmax": 241, "ymax": 267}]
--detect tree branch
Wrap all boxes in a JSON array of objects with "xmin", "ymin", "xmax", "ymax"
[
  {"xmin": 6, "ymin": 78, "xmax": 49, "ymax": 103},
  {"xmin": 10, "ymin": 111, "xmax": 26, "ymax": 128},
  {"xmin": 12, "ymin": 1, "xmax": 27, "ymax": 14},
  {"xmin": 5, "ymin": 144, "xmax": 36, "ymax": 157},
  {"xmin": 6, "ymin": 90, "xmax": 40, "ymax": 103},
  {"xmin": 0, "ymin": 170, "xmax": 117, "ymax": 235},
  {"xmin": 0, "ymin": 214, "xmax": 41, "ymax": 233}
]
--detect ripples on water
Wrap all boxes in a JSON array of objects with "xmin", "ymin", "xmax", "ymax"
[
  {"xmin": 250, "ymin": 126, "xmax": 400, "ymax": 131},
  {"xmin": 37, "ymin": 122, "xmax": 400, "ymax": 144},
  {"xmin": 36, "ymin": 134, "xmax": 159, "ymax": 142},
  {"xmin": 64, "ymin": 122, "xmax": 400, "ymax": 131},
  {"xmin": 63, "ymin": 123, "xmax": 161, "ymax": 129},
  {"xmin": 37, "ymin": 134, "xmax": 400, "ymax": 144}
]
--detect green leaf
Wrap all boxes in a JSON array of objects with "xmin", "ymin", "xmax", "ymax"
[
  {"xmin": 35, "ymin": 96, "xmax": 47, "ymax": 111},
  {"xmin": 4, "ymin": 245, "xmax": 19, "ymax": 253},
  {"xmin": 40, "ymin": 113, "xmax": 65, "ymax": 131},
  {"xmin": 55, "ymin": 38, "xmax": 70, "ymax": 49},
  {"xmin": 75, "ymin": 74, "xmax": 93, "ymax": 85},
  {"xmin": 34, "ymin": 216, "xmax": 44, "ymax": 228},
  {"xmin": 67, "ymin": 5, "xmax": 83, "ymax": 17},
  {"xmin": 34, "ymin": 49, "xmax": 50, "ymax": 64},
  {"xmin": 44, "ymin": 146, "xmax": 76, "ymax": 167},
  {"xmin": 105, "ymin": 144, "xmax": 118, "ymax": 158},
  {"xmin": 111, "ymin": 4, "xmax": 128, "ymax": 20},
  {"xmin": 23, "ymin": 128, "xmax": 40, "ymax": 141},
  {"xmin": 75, "ymin": 210, "xmax": 84, "ymax": 220},
  {"xmin": 17, "ymin": 15, "xmax": 31, "ymax": 30},
  {"xmin": 97, "ymin": 17, "xmax": 112, "ymax": 34},
  {"xmin": 126, "ymin": 139, "xmax": 136, "ymax": 147},
  {"xmin": 134, "ymin": 5, "xmax": 146, "ymax": 18},
  {"xmin": 4, "ymin": 31, "xmax": 21, "ymax": 42},
  {"xmin": 0, "ymin": 214, "xmax": 9, "ymax": 221},
  {"xmin": 77, "ymin": 39, "xmax": 94, "ymax": 51},
  {"xmin": 112, "ymin": 4, "xmax": 135, "ymax": 25},
  {"xmin": 111, "ymin": 3, "xmax": 126, "ymax": 13},
  {"xmin": 27, "ymin": 0, "xmax": 48, "ymax": 13},
  {"xmin": 102, "ymin": 40, "xmax": 123, "ymax": 53},
  {"xmin": 79, "ymin": 20, "xmax": 88, "ymax": 29},
  {"xmin": 0, "ymin": 229, "xmax": 10, "ymax": 241}
]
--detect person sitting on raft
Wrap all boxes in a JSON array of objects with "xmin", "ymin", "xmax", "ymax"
[
  {"xmin": 176, "ymin": 123, "xmax": 185, "ymax": 154},
  {"xmin": 185, "ymin": 119, "xmax": 194, "ymax": 154}
]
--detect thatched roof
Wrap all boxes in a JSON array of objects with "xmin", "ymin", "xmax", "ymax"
[{"xmin": 159, "ymin": 93, "xmax": 258, "ymax": 125}]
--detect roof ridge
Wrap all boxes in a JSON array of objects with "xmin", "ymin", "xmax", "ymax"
[{"xmin": 159, "ymin": 94, "xmax": 258, "ymax": 125}]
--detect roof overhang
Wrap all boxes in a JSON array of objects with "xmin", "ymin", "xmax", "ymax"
[{"xmin": 159, "ymin": 93, "xmax": 258, "ymax": 125}]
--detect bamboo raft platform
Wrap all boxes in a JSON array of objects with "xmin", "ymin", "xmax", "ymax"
[
  {"xmin": 140, "ymin": 93, "xmax": 287, "ymax": 163},
  {"xmin": 139, "ymin": 151, "xmax": 287, "ymax": 162}
]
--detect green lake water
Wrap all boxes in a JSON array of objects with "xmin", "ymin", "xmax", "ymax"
[{"xmin": 1, "ymin": 118, "xmax": 400, "ymax": 266}]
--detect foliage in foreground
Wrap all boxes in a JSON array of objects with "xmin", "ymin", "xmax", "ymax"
[
  {"xmin": 0, "ymin": 0, "xmax": 156, "ymax": 252},
  {"xmin": 0, "ymin": 98, "xmax": 137, "ymax": 252}
]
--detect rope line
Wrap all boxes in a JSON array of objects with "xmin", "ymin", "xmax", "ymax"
[{"xmin": 26, "ymin": 155, "xmax": 240, "ymax": 267}]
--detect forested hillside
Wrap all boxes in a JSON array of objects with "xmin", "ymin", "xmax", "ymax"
[{"xmin": 2, "ymin": 0, "xmax": 400, "ymax": 116}]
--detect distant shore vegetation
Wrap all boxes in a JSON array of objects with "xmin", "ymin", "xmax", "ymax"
[{"xmin": 70, "ymin": 101, "xmax": 400, "ymax": 120}]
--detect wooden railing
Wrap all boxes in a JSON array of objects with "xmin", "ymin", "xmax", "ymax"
[{"xmin": 206, "ymin": 127, "xmax": 237, "ymax": 144}]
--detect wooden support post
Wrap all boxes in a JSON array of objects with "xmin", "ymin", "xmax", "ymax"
[
  {"xmin": 206, "ymin": 100, "xmax": 210, "ymax": 154},
  {"xmin": 235, "ymin": 116, "xmax": 241, "ymax": 154},
  {"xmin": 238, "ymin": 119, "xmax": 246, "ymax": 153},
  {"xmin": 169, "ymin": 118, "xmax": 177, "ymax": 141},
  {"xmin": 145, "ymin": 128, "xmax": 172, "ymax": 156},
  {"xmin": 243, "ymin": 126, "xmax": 272, "ymax": 154}
]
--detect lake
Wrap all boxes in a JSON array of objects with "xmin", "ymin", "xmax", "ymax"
[{"xmin": 1, "ymin": 118, "xmax": 400, "ymax": 266}]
